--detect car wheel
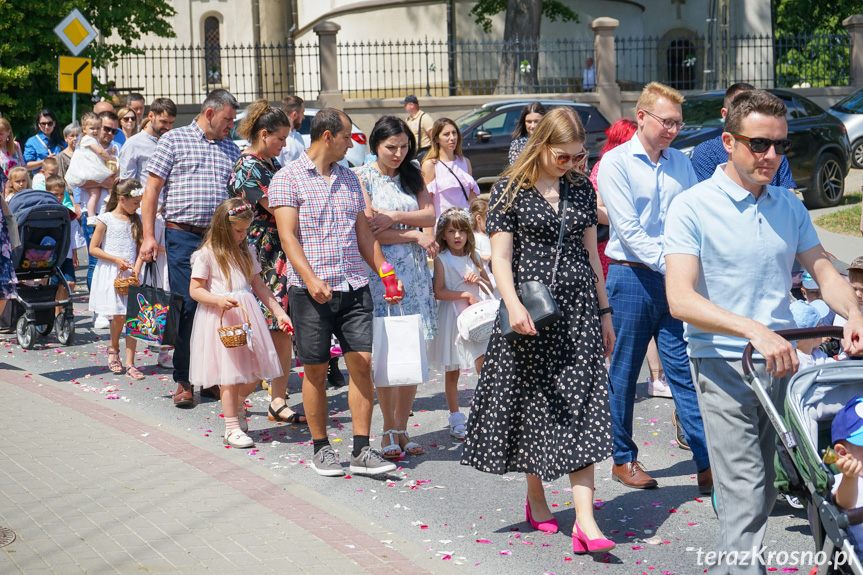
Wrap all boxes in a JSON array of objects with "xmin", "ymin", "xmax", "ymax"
[
  {"xmin": 802, "ymin": 152, "xmax": 844, "ymax": 209},
  {"xmin": 852, "ymin": 138, "xmax": 863, "ymax": 169}
]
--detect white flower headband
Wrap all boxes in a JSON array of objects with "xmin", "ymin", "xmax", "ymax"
[{"xmin": 438, "ymin": 208, "xmax": 471, "ymax": 227}]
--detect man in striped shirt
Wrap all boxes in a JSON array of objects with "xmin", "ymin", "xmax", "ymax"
[{"xmin": 141, "ymin": 89, "xmax": 241, "ymax": 408}]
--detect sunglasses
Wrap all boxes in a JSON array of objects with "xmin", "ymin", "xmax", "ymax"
[
  {"xmin": 39, "ymin": 121, "xmax": 55, "ymax": 127},
  {"xmin": 547, "ymin": 146, "xmax": 588, "ymax": 166},
  {"xmin": 730, "ymin": 133, "xmax": 794, "ymax": 155},
  {"xmin": 122, "ymin": 116, "xmax": 136, "ymax": 122},
  {"xmin": 102, "ymin": 126, "xmax": 119, "ymax": 135}
]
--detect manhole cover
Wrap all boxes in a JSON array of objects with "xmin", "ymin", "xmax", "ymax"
[{"xmin": 0, "ymin": 526, "xmax": 16, "ymax": 547}]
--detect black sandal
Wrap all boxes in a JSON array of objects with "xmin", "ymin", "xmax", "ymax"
[{"xmin": 268, "ymin": 404, "xmax": 307, "ymax": 424}]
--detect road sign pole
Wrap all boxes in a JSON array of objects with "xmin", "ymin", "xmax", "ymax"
[{"xmin": 72, "ymin": 93, "xmax": 77, "ymax": 126}]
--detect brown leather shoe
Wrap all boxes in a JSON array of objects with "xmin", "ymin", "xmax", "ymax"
[
  {"xmin": 612, "ymin": 461, "xmax": 658, "ymax": 489},
  {"xmin": 697, "ymin": 467, "xmax": 713, "ymax": 495},
  {"xmin": 173, "ymin": 383, "xmax": 193, "ymax": 407},
  {"xmin": 200, "ymin": 385, "xmax": 221, "ymax": 399}
]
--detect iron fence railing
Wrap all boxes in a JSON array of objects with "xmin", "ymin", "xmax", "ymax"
[
  {"xmin": 102, "ymin": 43, "xmax": 319, "ymax": 105},
  {"xmin": 336, "ymin": 37, "xmax": 596, "ymax": 98},
  {"xmin": 615, "ymin": 32, "xmax": 850, "ymax": 92}
]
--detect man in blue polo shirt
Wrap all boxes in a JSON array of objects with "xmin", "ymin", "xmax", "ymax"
[
  {"xmin": 665, "ymin": 89, "xmax": 863, "ymax": 574},
  {"xmin": 690, "ymin": 82, "xmax": 796, "ymax": 190}
]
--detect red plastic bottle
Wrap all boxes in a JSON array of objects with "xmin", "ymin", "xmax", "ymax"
[{"xmin": 379, "ymin": 262, "xmax": 401, "ymax": 298}]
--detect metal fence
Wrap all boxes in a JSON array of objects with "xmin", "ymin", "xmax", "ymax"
[
  {"xmin": 102, "ymin": 43, "xmax": 319, "ymax": 106},
  {"xmin": 336, "ymin": 37, "xmax": 595, "ymax": 98},
  {"xmin": 615, "ymin": 32, "xmax": 850, "ymax": 91}
]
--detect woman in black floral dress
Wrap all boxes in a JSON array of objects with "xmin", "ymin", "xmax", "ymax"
[
  {"xmin": 228, "ymin": 99, "xmax": 306, "ymax": 424},
  {"xmin": 461, "ymin": 107, "xmax": 616, "ymax": 554}
]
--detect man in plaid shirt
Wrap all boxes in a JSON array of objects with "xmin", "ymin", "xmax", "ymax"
[
  {"xmin": 271, "ymin": 108, "xmax": 403, "ymax": 477},
  {"xmin": 141, "ymin": 89, "xmax": 241, "ymax": 408}
]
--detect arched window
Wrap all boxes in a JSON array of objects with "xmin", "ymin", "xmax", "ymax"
[{"xmin": 204, "ymin": 16, "xmax": 221, "ymax": 84}]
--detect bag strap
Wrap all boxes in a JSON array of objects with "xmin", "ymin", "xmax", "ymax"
[
  {"xmin": 139, "ymin": 261, "xmax": 160, "ymax": 288},
  {"xmin": 548, "ymin": 179, "xmax": 570, "ymax": 294},
  {"xmin": 438, "ymin": 159, "xmax": 470, "ymax": 202}
]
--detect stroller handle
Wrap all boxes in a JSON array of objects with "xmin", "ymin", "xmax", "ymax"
[{"xmin": 742, "ymin": 326, "xmax": 845, "ymax": 376}]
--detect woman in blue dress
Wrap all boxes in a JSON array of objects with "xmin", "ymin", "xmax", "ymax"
[
  {"xmin": 356, "ymin": 116, "xmax": 438, "ymax": 459},
  {"xmin": 24, "ymin": 109, "xmax": 65, "ymax": 173}
]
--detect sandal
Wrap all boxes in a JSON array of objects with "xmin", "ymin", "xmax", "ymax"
[
  {"xmin": 398, "ymin": 430, "xmax": 424, "ymax": 456},
  {"xmin": 449, "ymin": 412, "xmax": 467, "ymax": 441},
  {"xmin": 381, "ymin": 430, "xmax": 405, "ymax": 460},
  {"xmin": 126, "ymin": 365, "xmax": 145, "ymax": 380},
  {"xmin": 107, "ymin": 349, "xmax": 123, "ymax": 374},
  {"xmin": 267, "ymin": 404, "xmax": 307, "ymax": 424}
]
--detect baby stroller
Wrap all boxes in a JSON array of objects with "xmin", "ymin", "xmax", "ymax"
[
  {"xmin": 746, "ymin": 326, "xmax": 863, "ymax": 575},
  {"xmin": 6, "ymin": 189, "xmax": 75, "ymax": 349}
]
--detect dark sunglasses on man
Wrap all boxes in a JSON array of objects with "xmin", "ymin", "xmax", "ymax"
[
  {"xmin": 729, "ymin": 133, "xmax": 794, "ymax": 156},
  {"xmin": 102, "ymin": 126, "xmax": 119, "ymax": 135}
]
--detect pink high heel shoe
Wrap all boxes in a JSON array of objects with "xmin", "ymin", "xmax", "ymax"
[
  {"xmin": 572, "ymin": 521, "xmax": 615, "ymax": 554},
  {"xmin": 525, "ymin": 497, "xmax": 558, "ymax": 533}
]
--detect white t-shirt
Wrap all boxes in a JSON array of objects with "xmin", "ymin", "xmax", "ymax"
[
  {"xmin": 277, "ymin": 130, "xmax": 306, "ymax": 167},
  {"xmin": 796, "ymin": 347, "xmax": 834, "ymax": 370}
]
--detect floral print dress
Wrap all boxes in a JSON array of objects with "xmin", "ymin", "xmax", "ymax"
[
  {"xmin": 227, "ymin": 153, "xmax": 285, "ymax": 330},
  {"xmin": 356, "ymin": 164, "xmax": 437, "ymax": 341},
  {"xmin": 0, "ymin": 207, "xmax": 18, "ymax": 300}
]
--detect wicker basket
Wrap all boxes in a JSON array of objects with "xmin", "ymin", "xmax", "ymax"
[
  {"xmin": 114, "ymin": 271, "xmax": 139, "ymax": 296},
  {"xmin": 218, "ymin": 305, "xmax": 250, "ymax": 348}
]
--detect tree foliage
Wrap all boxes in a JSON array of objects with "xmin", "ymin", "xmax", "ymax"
[
  {"xmin": 469, "ymin": 0, "xmax": 578, "ymax": 35},
  {"xmin": 774, "ymin": 0, "xmax": 859, "ymax": 35},
  {"xmin": 0, "ymin": 0, "xmax": 176, "ymax": 137}
]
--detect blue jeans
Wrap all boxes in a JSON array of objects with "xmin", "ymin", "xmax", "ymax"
[
  {"xmin": 165, "ymin": 227, "xmax": 203, "ymax": 389},
  {"xmin": 606, "ymin": 264, "xmax": 710, "ymax": 472},
  {"xmin": 82, "ymin": 216, "xmax": 97, "ymax": 291}
]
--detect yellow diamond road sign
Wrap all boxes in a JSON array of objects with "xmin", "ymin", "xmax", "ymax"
[
  {"xmin": 54, "ymin": 9, "xmax": 97, "ymax": 56},
  {"xmin": 58, "ymin": 57, "xmax": 92, "ymax": 94}
]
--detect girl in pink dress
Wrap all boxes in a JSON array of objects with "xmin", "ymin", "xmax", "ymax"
[{"xmin": 189, "ymin": 197, "xmax": 293, "ymax": 449}]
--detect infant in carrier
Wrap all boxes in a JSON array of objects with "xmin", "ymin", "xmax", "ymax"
[{"xmin": 830, "ymin": 396, "xmax": 863, "ymax": 559}]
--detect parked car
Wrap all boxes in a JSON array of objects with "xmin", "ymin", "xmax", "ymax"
[
  {"xmin": 454, "ymin": 100, "xmax": 612, "ymax": 186},
  {"xmin": 231, "ymin": 107, "xmax": 368, "ymax": 168},
  {"xmin": 673, "ymin": 89, "xmax": 851, "ymax": 209},
  {"xmin": 828, "ymin": 88, "xmax": 863, "ymax": 168}
]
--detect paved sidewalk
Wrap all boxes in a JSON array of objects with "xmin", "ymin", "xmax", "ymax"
[{"xmin": 0, "ymin": 367, "xmax": 449, "ymax": 575}]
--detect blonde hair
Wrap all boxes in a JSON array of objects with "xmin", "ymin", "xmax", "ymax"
[
  {"xmin": 7, "ymin": 166, "xmax": 30, "ymax": 194},
  {"xmin": 118, "ymin": 107, "xmax": 139, "ymax": 136},
  {"xmin": 201, "ymin": 197, "xmax": 255, "ymax": 291},
  {"xmin": 495, "ymin": 107, "xmax": 587, "ymax": 211},
  {"xmin": 41, "ymin": 156, "xmax": 59, "ymax": 169},
  {"xmin": 468, "ymin": 196, "xmax": 488, "ymax": 232},
  {"xmin": 0, "ymin": 118, "xmax": 17, "ymax": 156},
  {"xmin": 435, "ymin": 208, "xmax": 482, "ymax": 271},
  {"xmin": 422, "ymin": 118, "xmax": 464, "ymax": 164},
  {"xmin": 105, "ymin": 179, "xmax": 144, "ymax": 246},
  {"xmin": 636, "ymin": 81, "xmax": 685, "ymax": 112}
]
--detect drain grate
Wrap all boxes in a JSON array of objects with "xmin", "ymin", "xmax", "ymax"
[{"xmin": 0, "ymin": 526, "xmax": 16, "ymax": 547}]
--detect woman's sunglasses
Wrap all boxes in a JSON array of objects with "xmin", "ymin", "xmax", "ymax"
[
  {"xmin": 547, "ymin": 146, "xmax": 588, "ymax": 166},
  {"xmin": 729, "ymin": 133, "xmax": 794, "ymax": 155}
]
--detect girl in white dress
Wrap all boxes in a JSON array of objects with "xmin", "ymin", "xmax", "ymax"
[
  {"xmin": 428, "ymin": 207, "xmax": 493, "ymax": 439},
  {"xmin": 88, "ymin": 179, "xmax": 145, "ymax": 379},
  {"xmin": 188, "ymin": 198, "xmax": 293, "ymax": 449}
]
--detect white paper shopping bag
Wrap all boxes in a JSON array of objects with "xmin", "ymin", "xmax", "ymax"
[{"xmin": 372, "ymin": 311, "xmax": 428, "ymax": 387}]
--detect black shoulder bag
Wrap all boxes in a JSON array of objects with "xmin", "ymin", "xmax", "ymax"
[{"xmin": 498, "ymin": 180, "xmax": 568, "ymax": 341}]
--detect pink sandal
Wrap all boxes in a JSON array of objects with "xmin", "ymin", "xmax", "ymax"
[
  {"xmin": 126, "ymin": 365, "xmax": 145, "ymax": 380},
  {"xmin": 107, "ymin": 349, "xmax": 123, "ymax": 374}
]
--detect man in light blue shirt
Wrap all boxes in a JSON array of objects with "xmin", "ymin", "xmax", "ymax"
[
  {"xmin": 598, "ymin": 82, "xmax": 710, "ymax": 492},
  {"xmin": 665, "ymin": 90, "xmax": 863, "ymax": 574}
]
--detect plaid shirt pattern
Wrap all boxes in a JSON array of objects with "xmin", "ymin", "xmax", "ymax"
[
  {"xmin": 147, "ymin": 122, "xmax": 241, "ymax": 228},
  {"xmin": 268, "ymin": 153, "xmax": 368, "ymax": 290}
]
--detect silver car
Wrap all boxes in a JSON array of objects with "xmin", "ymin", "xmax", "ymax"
[
  {"xmin": 829, "ymin": 89, "xmax": 863, "ymax": 168},
  {"xmin": 232, "ymin": 107, "xmax": 369, "ymax": 168}
]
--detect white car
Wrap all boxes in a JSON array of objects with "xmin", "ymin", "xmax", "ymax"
[
  {"xmin": 829, "ymin": 89, "xmax": 863, "ymax": 168},
  {"xmin": 232, "ymin": 107, "xmax": 369, "ymax": 167}
]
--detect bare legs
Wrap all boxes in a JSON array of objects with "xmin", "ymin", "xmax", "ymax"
[
  {"xmin": 302, "ymin": 351, "xmax": 374, "ymax": 440},
  {"xmin": 269, "ymin": 330, "xmax": 302, "ymax": 419},
  {"xmin": 646, "ymin": 338, "xmax": 664, "ymax": 381},
  {"xmin": 526, "ymin": 465, "xmax": 606, "ymax": 539},
  {"xmin": 376, "ymin": 385, "xmax": 419, "ymax": 450}
]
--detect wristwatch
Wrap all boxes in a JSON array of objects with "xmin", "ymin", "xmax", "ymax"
[{"xmin": 599, "ymin": 307, "xmax": 614, "ymax": 316}]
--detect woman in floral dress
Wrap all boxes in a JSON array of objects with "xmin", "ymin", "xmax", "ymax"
[
  {"xmin": 357, "ymin": 116, "xmax": 438, "ymax": 458},
  {"xmin": 0, "ymin": 192, "xmax": 17, "ymax": 313},
  {"xmin": 228, "ymin": 99, "xmax": 306, "ymax": 424}
]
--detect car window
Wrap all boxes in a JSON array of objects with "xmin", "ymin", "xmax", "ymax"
[
  {"xmin": 456, "ymin": 108, "xmax": 495, "ymax": 130},
  {"xmin": 300, "ymin": 116, "xmax": 312, "ymax": 135},
  {"xmin": 476, "ymin": 111, "xmax": 520, "ymax": 137},
  {"xmin": 681, "ymin": 96, "xmax": 724, "ymax": 127},
  {"xmin": 797, "ymin": 96, "xmax": 824, "ymax": 117},
  {"xmin": 833, "ymin": 89, "xmax": 863, "ymax": 114}
]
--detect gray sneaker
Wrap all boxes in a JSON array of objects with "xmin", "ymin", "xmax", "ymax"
[
  {"xmin": 311, "ymin": 446, "xmax": 345, "ymax": 477},
  {"xmin": 349, "ymin": 446, "xmax": 398, "ymax": 476}
]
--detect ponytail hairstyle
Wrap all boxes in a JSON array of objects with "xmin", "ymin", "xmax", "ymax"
[
  {"xmin": 434, "ymin": 207, "xmax": 482, "ymax": 271},
  {"xmin": 201, "ymin": 197, "xmax": 255, "ymax": 291},
  {"xmin": 236, "ymin": 99, "xmax": 291, "ymax": 144},
  {"xmin": 105, "ymin": 179, "xmax": 144, "ymax": 246},
  {"xmin": 468, "ymin": 196, "xmax": 489, "ymax": 232}
]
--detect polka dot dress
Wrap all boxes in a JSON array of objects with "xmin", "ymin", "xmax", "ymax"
[{"xmin": 460, "ymin": 175, "xmax": 613, "ymax": 482}]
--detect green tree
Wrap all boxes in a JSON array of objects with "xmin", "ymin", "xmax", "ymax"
[
  {"xmin": 469, "ymin": 0, "xmax": 579, "ymax": 94},
  {"xmin": 0, "ymin": 1, "xmax": 176, "ymax": 137}
]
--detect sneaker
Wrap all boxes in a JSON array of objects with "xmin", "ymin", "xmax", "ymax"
[
  {"xmin": 157, "ymin": 349, "xmax": 174, "ymax": 369},
  {"xmin": 648, "ymin": 375, "xmax": 673, "ymax": 398},
  {"xmin": 86, "ymin": 215, "xmax": 98, "ymax": 227},
  {"xmin": 672, "ymin": 409, "xmax": 691, "ymax": 451},
  {"xmin": 224, "ymin": 428, "xmax": 254, "ymax": 449},
  {"xmin": 348, "ymin": 446, "xmax": 398, "ymax": 476},
  {"xmin": 449, "ymin": 411, "xmax": 467, "ymax": 440},
  {"xmin": 93, "ymin": 314, "xmax": 111, "ymax": 329},
  {"xmin": 311, "ymin": 446, "xmax": 346, "ymax": 477},
  {"xmin": 781, "ymin": 493, "xmax": 805, "ymax": 509}
]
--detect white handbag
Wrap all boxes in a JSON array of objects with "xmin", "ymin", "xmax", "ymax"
[
  {"xmin": 372, "ymin": 305, "xmax": 429, "ymax": 387},
  {"xmin": 456, "ymin": 283, "xmax": 500, "ymax": 343}
]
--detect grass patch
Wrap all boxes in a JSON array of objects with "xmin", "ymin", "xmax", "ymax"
[
  {"xmin": 840, "ymin": 188, "xmax": 863, "ymax": 206},
  {"xmin": 815, "ymin": 204, "xmax": 861, "ymax": 236}
]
